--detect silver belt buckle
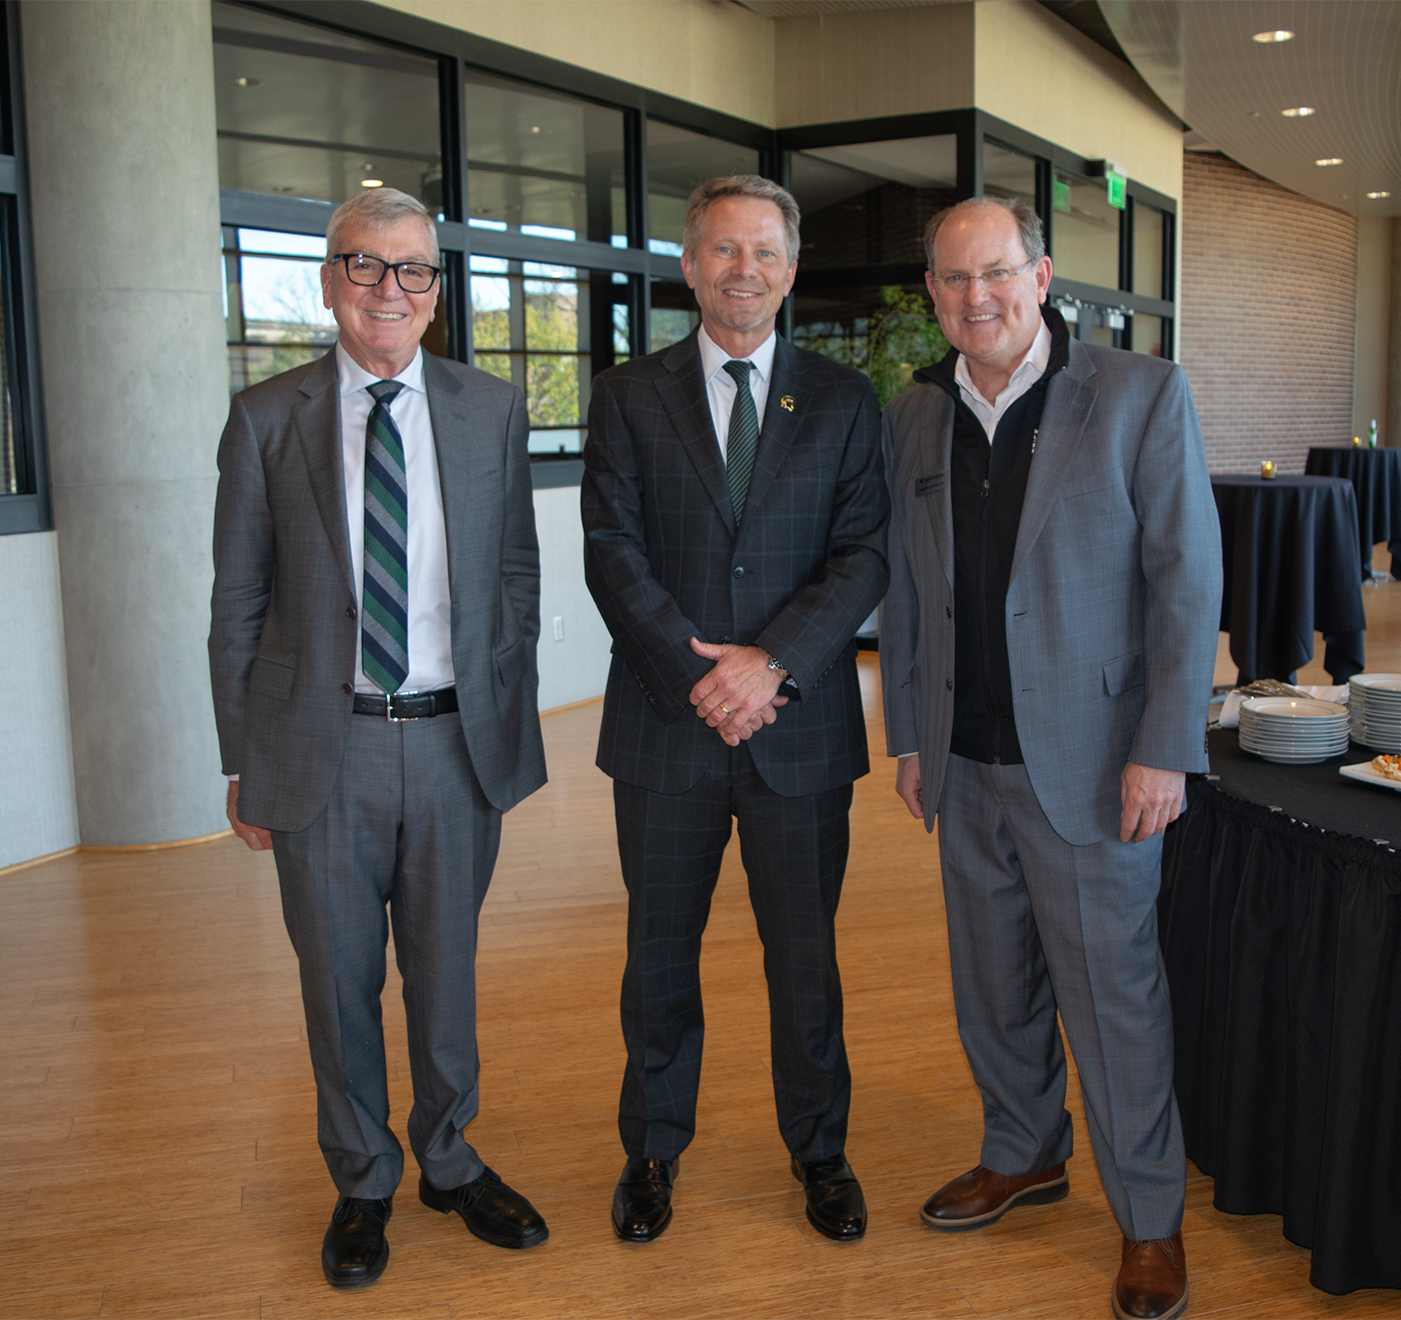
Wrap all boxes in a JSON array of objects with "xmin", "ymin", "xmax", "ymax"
[{"xmin": 387, "ymin": 689, "xmax": 420, "ymax": 723}]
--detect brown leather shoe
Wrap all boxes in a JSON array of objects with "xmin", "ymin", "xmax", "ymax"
[
  {"xmin": 920, "ymin": 1162, "xmax": 1068, "ymax": 1230},
  {"xmin": 1113, "ymin": 1233, "xmax": 1188, "ymax": 1320}
]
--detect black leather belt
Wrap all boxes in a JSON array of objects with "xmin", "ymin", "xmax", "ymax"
[{"xmin": 352, "ymin": 687, "xmax": 459, "ymax": 721}]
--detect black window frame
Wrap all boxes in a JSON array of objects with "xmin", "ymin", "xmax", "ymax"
[
  {"xmin": 779, "ymin": 108, "xmax": 1177, "ymax": 358},
  {"xmin": 0, "ymin": 1, "xmax": 50, "ymax": 535},
  {"xmin": 220, "ymin": 1, "xmax": 777, "ymax": 482}
]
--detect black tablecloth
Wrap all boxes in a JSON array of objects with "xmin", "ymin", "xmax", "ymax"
[
  {"xmin": 1211, "ymin": 474, "xmax": 1367, "ymax": 682},
  {"xmin": 1159, "ymin": 729, "xmax": 1401, "ymax": 1295},
  {"xmin": 1304, "ymin": 446, "xmax": 1401, "ymax": 577}
]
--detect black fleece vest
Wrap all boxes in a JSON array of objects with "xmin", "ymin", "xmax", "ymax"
[{"xmin": 917, "ymin": 307, "xmax": 1070, "ymax": 765}]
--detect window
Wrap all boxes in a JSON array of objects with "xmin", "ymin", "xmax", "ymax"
[
  {"xmin": 465, "ymin": 72, "xmax": 626, "ymax": 245},
  {"xmin": 790, "ymin": 135, "xmax": 957, "ymax": 269},
  {"xmin": 647, "ymin": 120, "xmax": 759, "ymax": 255},
  {"xmin": 213, "ymin": 2, "xmax": 442, "ymax": 208},
  {"xmin": 0, "ymin": 5, "xmax": 45, "ymax": 533},
  {"xmin": 1052, "ymin": 167, "xmax": 1120, "ymax": 288}
]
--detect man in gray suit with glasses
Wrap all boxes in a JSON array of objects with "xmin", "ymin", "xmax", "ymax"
[
  {"xmin": 210, "ymin": 187, "xmax": 548, "ymax": 1290},
  {"xmin": 880, "ymin": 196, "xmax": 1219, "ymax": 1320}
]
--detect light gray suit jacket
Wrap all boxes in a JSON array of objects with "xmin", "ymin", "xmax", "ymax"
[
  {"xmin": 209, "ymin": 348, "xmax": 546, "ymax": 833},
  {"xmin": 880, "ymin": 337, "xmax": 1221, "ymax": 846}
]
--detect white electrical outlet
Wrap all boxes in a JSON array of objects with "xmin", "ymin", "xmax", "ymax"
[{"xmin": 553, "ymin": 616, "xmax": 564, "ymax": 641}]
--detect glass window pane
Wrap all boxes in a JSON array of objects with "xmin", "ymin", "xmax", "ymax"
[
  {"xmin": 465, "ymin": 71, "xmax": 625, "ymax": 245},
  {"xmin": 1133, "ymin": 202, "xmax": 1165, "ymax": 298},
  {"xmin": 646, "ymin": 121, "xmax": 759, "ymax": 255},
  {"xmin": 0, "ymin": 212, "xmax": 17, "ymax": 495},
  {"xmin": 790, "ymin": 136, "xmax": 957, "ymax": 269},
  {"xmin": 470, "ymin": 261, "xmax": 594, "ymax": 454},
  {"xmin": 1132, "ymin": 312, "xmax": 1164, "ymax": 356},
  {"xmin": 983, "ymin": 140, "xmax": 1036, "ymax": 208},
  {"xmin": 1052, "ymin": 168, "xmax": 1120, "ymax": 289},
  {"xmin": 212, "ymin": 2, "xmax": 441, "ymax": 208},
  {"xmin": 793, "ymin": 282, "xmax": 949, "ymax": 408},
  {"xmin": 649, "ymin": 278, "xmax": 699, "ymax": 353},
  {"xmin": 223, "ymin": 227, "xmax": 338, "ymax": 392}
]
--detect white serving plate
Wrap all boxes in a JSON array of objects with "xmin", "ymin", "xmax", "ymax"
[
  {"xmin": 1240, "ymin": 697, "xmax": 1350, "ymax": 719},
  {"xmin": 1340, "ymin": 761, "xmax": 1401, "ymax": 792}
]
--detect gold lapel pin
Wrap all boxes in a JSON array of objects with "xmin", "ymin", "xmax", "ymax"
[{"xmin": 780, "ymin": 395, "xmax": 795, "ymax": 412}]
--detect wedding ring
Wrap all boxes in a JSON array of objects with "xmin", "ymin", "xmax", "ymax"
[{"xmin": 720, "ymin": 705, "xmax": 731, "ymax": 714}]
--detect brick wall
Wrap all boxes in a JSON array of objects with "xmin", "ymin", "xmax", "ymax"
[{"xmin": 1179, "ymin": 152, "xmax": 1357, "ymax": 473}]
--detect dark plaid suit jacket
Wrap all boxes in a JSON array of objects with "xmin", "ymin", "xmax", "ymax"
[{"xmin": 581, "ymin": 330, "xmax": 889, "ymax": 798}]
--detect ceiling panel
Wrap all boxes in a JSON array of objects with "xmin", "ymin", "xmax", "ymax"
[{"xmin": 1101, "ymin": 0, "xmax": 1400, "ymax": 216}]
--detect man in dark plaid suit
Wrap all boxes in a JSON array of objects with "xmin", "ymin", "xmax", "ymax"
[{"xmin": 582, "ymin": 176, "xmax": 889, "ymax": 1245}]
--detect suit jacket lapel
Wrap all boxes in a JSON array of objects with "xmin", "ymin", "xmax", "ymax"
[
  {"xmin": 742, "ymin": 335, "xmax": 808, "ymax": 526},
  {"xmin": 923, "ymin": 398, "xmax": 957, "ymax": 591},
  {"xmin": 294, "ymin": 350, "xmax": 356, "ymax": 598},
  {"xmin": 655, "ymin": 331, "xmax": 737, "ymax": 534},
  {"xmin": 1010, "ymin": 339, "xmax": 1098, "ymax": 583}
]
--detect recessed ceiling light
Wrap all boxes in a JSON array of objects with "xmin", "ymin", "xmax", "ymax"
[
  {"xmin": 360, "ymin": 179, "xmax": 384, "ymax": 188},
  {"xmin": 1315, "ymin": 158, "xmax": 1344, "ymax": 167},
  {"xmin": 1281, "ymin": 107, "xmax": 1315, "ymax": 117},
  {"xmin": 234, "ymin": 76, "xmax": 261, "ymax": 87},
  {"xmin": 1252, "ymin": 30, "xmax": 1294, "ymax": 43},
  {"xmin": 1367, "ymin": 190, "xmax": 1392, "ymax": 198}
]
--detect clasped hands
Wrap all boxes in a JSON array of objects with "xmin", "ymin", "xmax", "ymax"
[{"xmin": 688, "ymin": 637, "xmax": 787, "ymax": 746}]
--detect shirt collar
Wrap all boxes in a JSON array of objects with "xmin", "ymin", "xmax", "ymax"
[
  {"xmin": 698, "ymin": 324, "xmax": 777, "ymax": 386},
  {"xmin": 953, "ymin": 316, "xmax": 1052, "ymax": 408},
  {"xmin": 336, "ymin": 341, "xmax": 425, "ymax": 397}
]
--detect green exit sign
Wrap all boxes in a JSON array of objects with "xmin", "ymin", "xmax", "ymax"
[{"xmin": 1106, "ymin": 171, "xmax": 1127, "ymax": 210}]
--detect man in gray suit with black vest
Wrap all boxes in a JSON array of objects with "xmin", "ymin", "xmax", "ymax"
[
  {"xmin": 582, "ymin": 176, "xmax": 888, "ymax": 1245},
  {"xmin": 210, "ymin": 188, "xmax": 549, "ymax": 1290},
  {"xmin": 881, "ymin": 197, "xmax": 1219, "ymax": 1320}
]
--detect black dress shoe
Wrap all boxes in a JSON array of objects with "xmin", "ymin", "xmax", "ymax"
[
  {"xmin": 611, "ymin": 1157, "xmax": 676, "ymax": 1242},
  {"xmin": 419, "ymin": 1167, "xmax": 549, "ymax": 1249},
  {"xmin": 321, "ymin": 1195, "xmax": 392, "ymax": 1288},
  {"xmin": 792, "ymin": 1154, "xmax": 867, "ymax": 1241}
]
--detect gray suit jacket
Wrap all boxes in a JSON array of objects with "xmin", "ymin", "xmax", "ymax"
[
  {"xmin": 209, "ymin": 348, "xmax": 546, "ymax": 833},
  {"xmin": 582, "ymin": 330, "xmax": 889, "ymax": 798},
  {"xmin": 880, "ymin": 337, "xmax": 1221, "ymax": 845}
]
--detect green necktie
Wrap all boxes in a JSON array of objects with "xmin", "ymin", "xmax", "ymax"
[
  {"xmin": 723, "ymin": 358, "xmax": 759, "ymax": 522},
  {"xmin": 361, "ymin": 380, "xmax": 409, "ymax": 693}
]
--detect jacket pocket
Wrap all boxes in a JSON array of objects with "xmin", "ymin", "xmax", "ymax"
[
  {"xmin": 1102, "ymin": 651, "xmax": 1145, "ymax": 697},
  {"xmin": 248, "ymin": 653, "xmax": 295, "ymax": 701}
]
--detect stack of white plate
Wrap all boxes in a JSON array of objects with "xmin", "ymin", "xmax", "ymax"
[
  {"xmin": 1349, "ymin": 673, "xmax": 1401, "ymax": 751},
  {"xmin": 1238, "ymin": 696, "xmax": 1351, "ymax": 764}
]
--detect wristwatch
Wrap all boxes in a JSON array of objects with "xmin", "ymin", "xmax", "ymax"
[{"xmin": 764, "ymin": 652, "xmax": 788, "ymax": 679}]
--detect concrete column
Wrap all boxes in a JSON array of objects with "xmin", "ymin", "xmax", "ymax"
[{"xmin": 22, "ymin": 0, "xmax": 229, "ymax": 844}]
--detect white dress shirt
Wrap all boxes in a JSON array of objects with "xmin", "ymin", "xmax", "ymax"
[
  {"xmin": 336, "ymin": 342, "xmax": 455, "ymax": 695},
  {"xmin": 697, "ymin": 325, "xmax": 777, "ymax": 460},
  {"xmin": 955, "ymin": 318, "xmax": 1052, "ymax": 443}
]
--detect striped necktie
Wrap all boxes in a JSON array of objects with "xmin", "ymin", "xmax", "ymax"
[
  {"xmin": 361, "ymin": 379, "xmax": 409, "ymax": 694},
  {"xmin": 723, "ymin": 358, "xmax": 759, "ymax": 522}
]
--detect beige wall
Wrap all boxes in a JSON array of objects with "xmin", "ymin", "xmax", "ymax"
[
  {"xmin": 974, "ymin": 2, "xmax": 1181, "ymax": 203},
  {"xmin": 773, "ymin": 3, "xmax": 974, "ymax": 127},
  {"xmin": 1354, "ymin": 214, "xmax": 1394, "ymax": 445},
  {"xmin": 376, "ymin": 0, "xmax": 776, "ymax": 126}
]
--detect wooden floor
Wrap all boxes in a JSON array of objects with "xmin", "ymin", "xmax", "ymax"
[{"xmin": 5, "ymin": 577, "xmax": 1401, "ymax": 1319}]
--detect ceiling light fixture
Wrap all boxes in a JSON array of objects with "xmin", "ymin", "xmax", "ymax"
[
  {"xmin": 1366, "ymin": 190, "xmax": 1392, "ymax": 199},
  {"xmin": 360, "ymin": 178, "xmax": 384, "ymax": 188},
  {"xmin": 1315, "ymin": 158, "xmax": 1344, "ymax": 167},
  {"xmin": 1281, "ymin": 106, "xmax": 1315, "ymax": 117},
  {"xmin": 1252, "ymin": 30, "xmax": 1294, "ymax": 43},
  {"xmin": 234, "ymin": 76, "xmax": 261, "ymax": 87}
]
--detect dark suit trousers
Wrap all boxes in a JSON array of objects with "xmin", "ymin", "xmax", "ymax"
[
  {"xmin": 271, "ymin": 710, "xmax": 500, "ymax": 1200},
  {"xmin": 614, "ymin": 742, "xmax": 854, "ymax": 1163},
  {"xmin": 936, "ymin": 753, "xmax": 1185, "ymax": 1241}
]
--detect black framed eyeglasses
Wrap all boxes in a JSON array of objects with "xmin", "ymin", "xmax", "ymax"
[{"xmin": 328, "ymin": 253, "xmax": 441, "ymax": 293}]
